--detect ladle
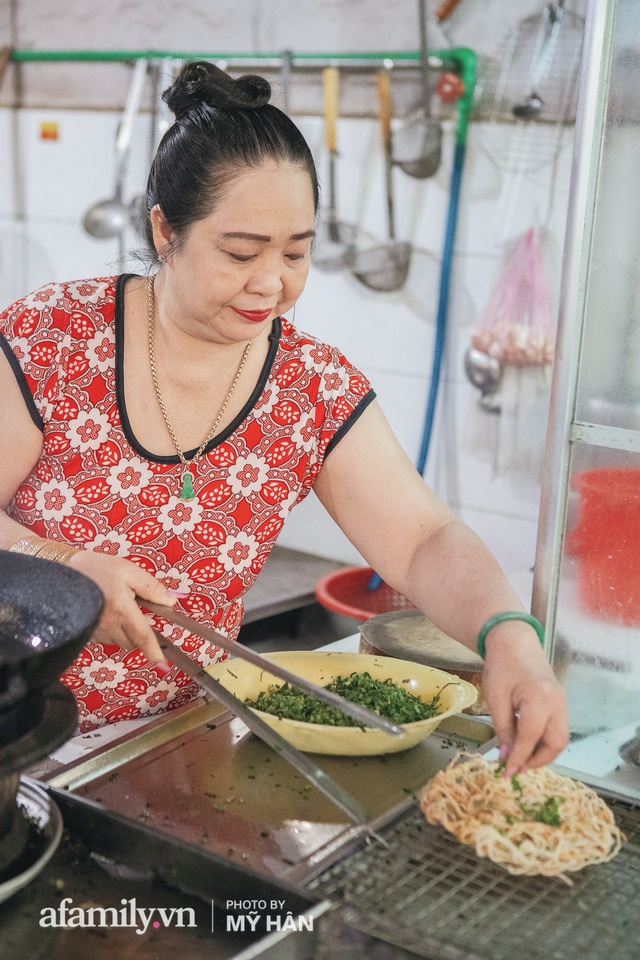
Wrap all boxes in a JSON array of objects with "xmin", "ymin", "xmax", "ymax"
[
  {"xmin": 312, "ymin": 67, "xmax": 359, "ymax": 272},
  {"xmin": 128, "ymin": 59, "xmax": 177, "ymax": 240},
  {"xmin": 513, "ymin": 1, "xmax": 565, "ymax": 120},
  {"xmin": 83, "ymin": 59, "xmax": 148, "ymax": 244},
  {"xmin": 350, "ymin": 69, "xmax": 411, "ymax": 293},
  {"xmin": 391, "ymin": 0, "xmax": 442, "ymax": 179}
]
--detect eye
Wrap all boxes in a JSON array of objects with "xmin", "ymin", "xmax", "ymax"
[{"xmin": 226, "ymin": 252, "xmax": 256, "ymax": 263}]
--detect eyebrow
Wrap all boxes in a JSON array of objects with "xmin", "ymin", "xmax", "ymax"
[{"xmin": 221, "ymin": 230, "xmax": 316, "ymax": 242}]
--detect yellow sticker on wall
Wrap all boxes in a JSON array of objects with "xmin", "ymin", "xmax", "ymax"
[{"xmin": 40, "ymin": 121, "xmax": 59, "ymax": 141}]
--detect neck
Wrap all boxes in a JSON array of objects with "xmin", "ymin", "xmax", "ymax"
[{"xmin": 149, "ymin": 270, "xmax": 253, "ymax": 370}]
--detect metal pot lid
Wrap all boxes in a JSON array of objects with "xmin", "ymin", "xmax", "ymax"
[{"xmin": 359, "ymin": 609, "xmax": 483, "ymax": 672}]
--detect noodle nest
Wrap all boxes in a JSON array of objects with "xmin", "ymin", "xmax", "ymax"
[{"xmin": 420, "ymin": 753, "xmax": 623, "ymax": 884}]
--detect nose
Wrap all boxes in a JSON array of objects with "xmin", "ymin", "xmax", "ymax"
[{"xmin": 244, "ymin": 262, "xmax": 284, "ymax": 298}]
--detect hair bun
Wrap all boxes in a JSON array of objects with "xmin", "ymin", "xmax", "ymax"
[{"xmin": 163, "ymin": 61, "xmax": 271, "ymax": 119}]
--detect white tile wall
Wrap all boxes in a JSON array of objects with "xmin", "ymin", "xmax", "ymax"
[
  {"xmin": 20, "ymin": 110, "xmax": 118, "ymax": 222},
  {"xmin": 0, "ymin": 101, "xmax": 573, "ymax": 578},
  {"xmin": 0, "ymin": 112, "xmax": 16, "ymax": 219},
  {"xmin": 22, "ymin": 221, "xmax": 121, "ymax": 289}
]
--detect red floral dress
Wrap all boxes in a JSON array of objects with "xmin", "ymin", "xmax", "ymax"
[{"xmin": 0, "ymin": 275, "xmax": 374, "ymax": 731}]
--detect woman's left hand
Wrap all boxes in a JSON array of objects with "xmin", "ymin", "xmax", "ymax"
[{"xmin": 481, "ymin": 627, "xmax": 569, "ymax": 775}]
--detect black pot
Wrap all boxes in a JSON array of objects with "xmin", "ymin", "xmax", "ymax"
[{"xmin": 0, "ymin": 550, "xmax": 104, "ymax": 712}]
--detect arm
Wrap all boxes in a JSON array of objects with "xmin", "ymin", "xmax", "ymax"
[
  {"xmin": 0, "ymin": 350, "xmax": 175, "ymax": 665},
  {"xmin": 313, "ymin": 400, "xmax": 568, "ymax": 773}
]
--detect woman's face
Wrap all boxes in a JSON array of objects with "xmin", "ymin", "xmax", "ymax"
[{"xmin": 152, "ymin": 161, "xmax": 316, "ymax": 345}]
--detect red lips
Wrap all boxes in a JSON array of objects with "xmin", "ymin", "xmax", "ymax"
[{"xmin": 231, "ymin": 307, "xmax": 272, "ymax": 323}]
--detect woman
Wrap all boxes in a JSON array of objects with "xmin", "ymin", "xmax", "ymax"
[{"xmin": 0, "ymin": 62, "xmax": 567, "ymax": 773}]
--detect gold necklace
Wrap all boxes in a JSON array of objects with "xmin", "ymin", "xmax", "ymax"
[{"xmin": 147, "ymin": 275, "xmax": 251, "ymax": 502}]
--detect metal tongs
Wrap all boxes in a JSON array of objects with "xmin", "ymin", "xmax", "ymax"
[{"xmin": 142, "ymin": 601, "xmax": 406, "ymax": 824}]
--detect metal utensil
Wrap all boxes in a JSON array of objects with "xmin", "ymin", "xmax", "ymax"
[
  {"xmin": 464, "ymin": 347, "xmax": 503, "ymax": 411},
  {"xmin": 392, "ymin": 0, "xmax": 442, "ymax": 179},
  {"xmin": 0, "ymin": 46, "xmax": 11, "ymax": 92},
  {"xmin": 143, "ymin": 600, "xmax": 404, "ymax": 738},
  {"xmin": 350, "ymin": 70, "xmax": 412, "ymax": 292},
  {"xmin": 281, "ymin": 48, "xmax": 293, "ymax": 115},
  {"xmin": 513, "ymin": 1, "xmax": 565, "ymax": 120},
  {"xmin": 83, "ymin": 58, "xmax": 148, "ymax": 248},
  {"xmin": 152, "ymin": 630, "xmax": 368, "ymax": 824},
  {"xmin": 312, "ymin": 67, "xmax": 359, "ymax": 272},
  {"xmin": 128, "ymin": 58, "xmax": 178, "ymax": 240}
]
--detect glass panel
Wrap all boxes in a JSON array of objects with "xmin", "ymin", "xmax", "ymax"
[
  {"xmin": 551, "ymin": 443, "xmax": 640, "ymax": 797},
  {"xmin": 575, "ymin": 0, "xmax": 640, "ymax": 430}
]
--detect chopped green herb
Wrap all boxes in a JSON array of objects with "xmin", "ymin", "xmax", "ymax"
[
  {"xmin": 494, "ymin": 762, "xmax": 564, "ymax": 827},
  {"xmin": 245, "ymin": 671, "xmax": 442, "ymax": 726},
  {"xmin": 519, "ymin": 796, "xmax": 565, "ymax": 827}
]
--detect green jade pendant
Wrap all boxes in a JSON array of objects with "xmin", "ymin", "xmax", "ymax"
[{"xmin": 179, "ymin": 469, "xmax": 196, "ymax": 501}]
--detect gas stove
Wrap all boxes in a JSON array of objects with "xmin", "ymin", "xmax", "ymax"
[{"xmin": 0, "ymin": 680, "xmax": 77, "ymax": 898}]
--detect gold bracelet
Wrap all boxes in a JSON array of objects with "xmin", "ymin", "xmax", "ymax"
[
  {"xmin": 8, "ymin": 535, "xmax": 78, "ymax": 565},
  {"xmin": 36, "ymin": 543, "xmax": 78, "ymax": 564},
  {"xmin": 8, "ymin": 535, "xmax": 48, "ymax": 557}
]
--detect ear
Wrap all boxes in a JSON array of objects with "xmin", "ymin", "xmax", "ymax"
[{"xmin": 150, "ymin": 205, "xmax": 173, "ymax": 259}]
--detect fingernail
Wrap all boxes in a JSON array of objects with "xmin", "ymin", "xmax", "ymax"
[
  {"xmin": 155, "ymin": 661, "xmax": 172, "ymax": 677},
  {"xmin": 504, "ymin": 764, "xmax": 518, "ymax": 778},
  {"xmin": 166, "ymin": 588, "xmax": 188, "ymax": 599},
  {"xmin": 499, "ymin": 743, "xmax": 510, "ymax": 760}
]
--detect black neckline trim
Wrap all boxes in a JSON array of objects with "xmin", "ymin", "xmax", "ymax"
[{"xmin": 114, "ymin": 274, "xmax": 282, "ymax": 464}]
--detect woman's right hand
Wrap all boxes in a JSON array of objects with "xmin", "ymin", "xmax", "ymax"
[{"xmin": 67, "ymin": 550, "xmax": 178, "ymax": 665}]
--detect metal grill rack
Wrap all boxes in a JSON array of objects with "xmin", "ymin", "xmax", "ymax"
[{"xmin": 309, "ymin": 798, "xmax": 640, "ymax": 960}]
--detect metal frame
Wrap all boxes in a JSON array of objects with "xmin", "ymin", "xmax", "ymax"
[{"xmin": 532, "ymin": 0, "xmax": 618, "ymax": 654}]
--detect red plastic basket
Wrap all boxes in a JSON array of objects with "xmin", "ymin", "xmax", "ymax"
[{"xmin": 315, "ymin": 566, "xmax": 416, "ymax": 622}]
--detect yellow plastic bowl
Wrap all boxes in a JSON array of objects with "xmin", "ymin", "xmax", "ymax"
[{"xmin": 206, "ymin": 650, "xmax": 478, "ymax": 756}]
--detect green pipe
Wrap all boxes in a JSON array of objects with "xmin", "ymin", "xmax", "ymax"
[
  {"xmin": 10, "ymin": 49, "xmax": 427, "ymax": 64},
  {"xmin": 431, "ymin": 47, "xmax": 477, "ymax": 145}
]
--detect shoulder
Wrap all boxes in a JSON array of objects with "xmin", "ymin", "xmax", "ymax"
[
  {"xmin": 278, "ymin": 317, "xmax": 357, "ymax": 373},
  {"xmin": 0, "ymin": 276, "xmax": 118, "ymax": 333},
  {"xmin": 276, "ymin": 317, "xmax": 372, "ymax": 409}
]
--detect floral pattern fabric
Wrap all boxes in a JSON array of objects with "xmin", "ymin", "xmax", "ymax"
[{"xmin": 0, "ymin": 276, "xmax": 374, "ymax": 730}]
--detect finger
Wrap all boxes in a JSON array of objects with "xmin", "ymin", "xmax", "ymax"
[
  {"xmin": 519, "ymin": 718, "xmax": 570, "ymax": 773},
  {"xmin": 119, "ymin": 598, "xmax": 167, "ymax": 665},
  {"xmin": 486, "ymin": 696, "xmax": 517, "ymax": 764},
  {"xmin": 103, "ymin": 623, "xmax": 136, "ymax": 652},
  {"xmin": 504, "ymin": 707, "xmax": 568, "ymax": 775},
  {"xmin": 124, "ymin": 564, "xmax": 180, "ymax": 607},
  {"xmin": 129, "ymin": 611, "xmax": 167, "ymax": 665},
  {"xmin": 503, "ymin": 717, "xmax": 546, "ymax": 776}
]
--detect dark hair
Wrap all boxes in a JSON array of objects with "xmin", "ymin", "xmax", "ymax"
[{"xmin": 143, "ymin": 61, "xmax": 319, "ymax": 260}]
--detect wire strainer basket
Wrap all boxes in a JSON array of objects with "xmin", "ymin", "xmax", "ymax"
[{"xmin": 475, "ymin": 3, "xmax": 585, "ymax": 175}]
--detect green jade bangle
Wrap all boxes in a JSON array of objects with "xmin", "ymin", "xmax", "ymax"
[{"xmin": 476, "ymin": 612, "xmax": 545, "ymax": 660}]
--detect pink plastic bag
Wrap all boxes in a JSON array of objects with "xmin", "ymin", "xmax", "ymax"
[{"xmin": 471, "ymin": 227, "xmax": 555, "ymax": 366}]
